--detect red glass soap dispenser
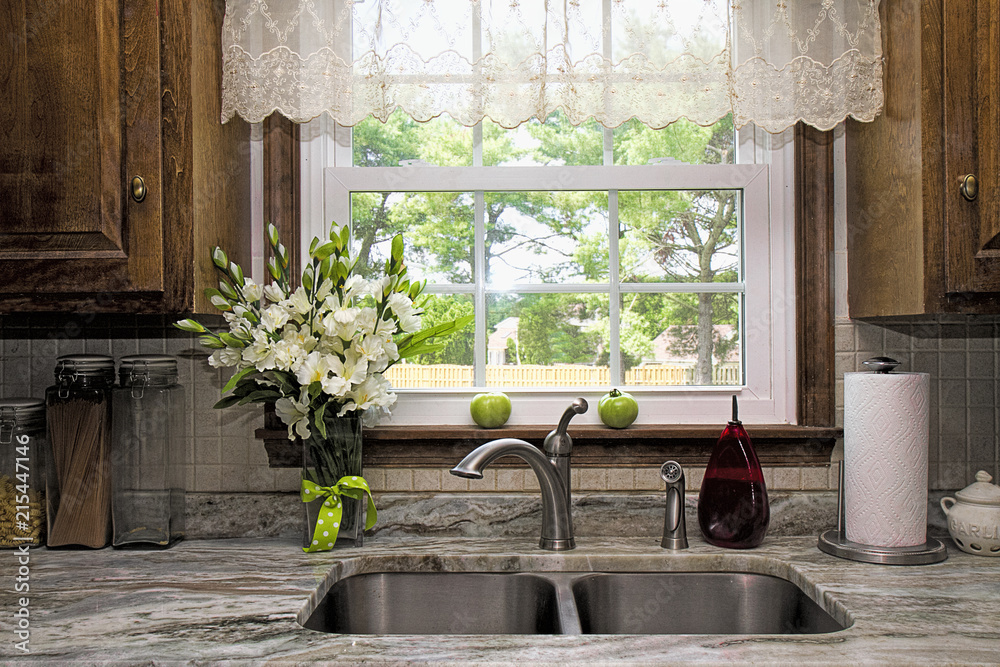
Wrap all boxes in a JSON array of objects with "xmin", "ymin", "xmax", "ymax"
[{"xmin": 697, "ymin": 396, "xmax": 770, "ymax": 548}]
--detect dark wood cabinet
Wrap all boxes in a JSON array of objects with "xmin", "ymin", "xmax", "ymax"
[
  {"xmin": 0, "ymin": 0, "xmax": 250, "ymax": 313},
  {"xmin": 847, "ymin": 0, "xmax": 1000, "ymax": 318}
]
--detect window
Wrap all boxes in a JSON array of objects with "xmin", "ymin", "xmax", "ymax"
[{"xmin": 300, "ymin": 112, "xmax": 795, "ymax": 425}]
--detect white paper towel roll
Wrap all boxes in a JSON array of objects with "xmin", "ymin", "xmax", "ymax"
[{"xmin": 844, "ymin": 371, "xmax": 930, "ymax": 547}]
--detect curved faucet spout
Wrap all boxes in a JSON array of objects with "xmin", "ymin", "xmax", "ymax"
[{"xmin": 450, "ymin": 438, "xmax": 575, "ymax": 551}]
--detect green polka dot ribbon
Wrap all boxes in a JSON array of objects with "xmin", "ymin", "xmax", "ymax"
[{"xmin": 300, "ymin": 476, "xmax": 377, "ymax": 553}]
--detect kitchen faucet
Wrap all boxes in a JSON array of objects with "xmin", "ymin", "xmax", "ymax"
[{"xmin": 450, "ymin": 398, "xmax": 587, "ymax": 551}]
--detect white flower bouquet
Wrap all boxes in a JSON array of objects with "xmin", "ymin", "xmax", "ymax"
[
  {"xmin": 177, "ymin": 223, "xmax": 470, "ymax": 551},
  {"xmin": 176, "ymin": 223, "xmax": 471, "ymax": 438}
]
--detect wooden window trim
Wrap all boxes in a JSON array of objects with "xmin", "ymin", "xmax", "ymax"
[{"xmin": 256, "ymin": 119, "xmax": 839, "ymax": 468}]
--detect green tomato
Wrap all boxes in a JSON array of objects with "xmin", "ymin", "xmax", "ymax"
[
  {"xmin": 598, "ymin": 388, "xmax": 639, "ymax": 429},
  {"xmin": 470, "ymin": 392, "xmax": 512, "ymax": 428}
]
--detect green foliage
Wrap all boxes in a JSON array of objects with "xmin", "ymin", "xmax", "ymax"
[
  {"xmin": 349, "ymin": 110, "xmax": 740, "ymax": 379},
  {"xmin": 513, "ymin": 294, "xmax": 601, "ymax": 366},
  {"xmin": 409, "ymin": 295, "xmax": 475, "ymax": 365}
]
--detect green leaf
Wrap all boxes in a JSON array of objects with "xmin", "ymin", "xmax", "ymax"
[
  {"xmin": 302, "ymin": 265, "xmax": 315, "ymax": 291},
  {"xmin": 219, "ymin": 280, "xmax": 239, "ymax": 300},
  {"xmin": 313, "ymin": 402, "xmax": 328, "ymax": 439},
  {"xmin": 267, "ymin": 223, "xmax": 280, "ymax": 248},
  {"xmin": 396, "ymin": 314, "xmax": 474, "ymax": 358},
  {"xmin": 263, "ymin": 370, "xmax": 297, "ymax": 394},
  {"xmin": 308, "ymin": 237, "xmax": 320, "ymax": 256},
  {"xmin": 276, "ymin": 243, "xmax": 289, "ymax": 268},
  {"xmin": 267, "ymin": 257, "xmax": 281, "ymax": 280},
  {"xmin": 312, "ymin": 241, "xmax": 336, "ymax": 261},
  {"xmin": 340, "ymin": 225, "xmax": 351, "ymax": 249},
  {"xmin": 211, "ymin": 247, "xmax": 229, "ymax": 269},
  {"xmin": 237, "ymin": 390, "xmax": 282, "ymax": 405},
  {"xmin": 229, "ymin": 261, "xmax": 245, "ymax": 286},
  {"xmin": 174, "ymin": 318, "xmax": 206, "ymax": 333},
  {"xmin": 213, "ymin": 395, "xmax": 244, "ymax": 409},
  {"xmin": 397, "ymin": 341, "xmax": 445, "ymax": 358},
  {"xmin": 219, "ymin": 333, "xmax": 247, "ymax": 348},
  {"xmin": 199, "ymin": 335, "xmax": 226, "ymax": 349},
  {"xmin": 391, "ymin": 234, "xmax": 404, "ymax": 262},
  {"xmin": 222, "ymin": 366, "xmax": 258, "ymax": 394},
  {"xmin": 307, "ymin": 380, "xmax": 323, "ymax": 402}
]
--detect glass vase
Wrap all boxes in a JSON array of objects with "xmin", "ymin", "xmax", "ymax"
[
  {"xmin": 301, "ymin": 413, "xmax": 365, "ymax": 549},
  {"xmin": 696, "ymin": 397, "xmax": 770, "ymax": 549}
]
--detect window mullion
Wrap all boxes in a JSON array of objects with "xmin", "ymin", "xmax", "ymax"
[
  {"xmin": 474, "ymin": 189, "xmax": 486, "ymax": 387},
  {"xmin": 605, "ymin": 125, "xmax": 621, "ymax": 386}
]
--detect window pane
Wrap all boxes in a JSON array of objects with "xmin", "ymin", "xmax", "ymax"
[
  {"xmin": 621, "ymin": 292, "xmax": 741, "ymax": 387},
  {"xmin": 619, "ymin": 189, "xmax": 739, "ymax": 283},
  {"xmin": 486, "ymin": 293, "xmax": 609, "ymax": 388},
  {"xmin": 353, "ymin": 110, "xmax": 472, "ymax": 167},
  {"xmin": 352, "ymin": 192, "xmax": 475, "ymax": 284},
  {"xmin": 483, "ymin": 111, "xmax": 604, "ymax": 167},
  {"xmin": 383, "ymin": 295, "xmax": 475, "ymax": 388},
  {"xmin": 613, "ymin": 114, "xmax": 735, "ymax": 166},
  {"xmin": 485, "ymin": 191, "xmax": 609, "ymax": 286}
]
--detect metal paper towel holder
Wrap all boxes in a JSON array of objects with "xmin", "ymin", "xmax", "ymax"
[{"xmin": 818, "ymin": 461, "xmax": 948, "ymax": 565}]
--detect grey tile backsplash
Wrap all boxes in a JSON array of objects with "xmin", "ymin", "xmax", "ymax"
[
  {"xmin": 2, "ymin": 313, "xmax": 996, "ymax": 494},
  {"xmin": 834, "ymin": 317, "xmax": 1000, "ymax": 490}
]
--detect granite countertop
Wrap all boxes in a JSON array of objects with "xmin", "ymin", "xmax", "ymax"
[{"xmin": 7, "ymin": 535, "xmax": 1000, "ymax": 665}]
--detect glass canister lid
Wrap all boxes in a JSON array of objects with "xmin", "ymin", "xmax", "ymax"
[
  {"xmin": 955, "ymin": 471, "xmax": 1000, "ymax": 507},
  {"xmin": 0, "ymin": 397, "xmax": 45, "ymax": 442},
  {"xmin": 54, "ymin": 354, "xmax": 115, "ymax": 379},
  {"xmin": 118, "ymin": 354, "xmax": 178, "ymax": 385}
]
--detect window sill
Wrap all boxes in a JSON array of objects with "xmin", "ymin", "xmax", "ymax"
[{"xmin": 255, "ymin": 423, "xmax": 840, "ymax": 469}]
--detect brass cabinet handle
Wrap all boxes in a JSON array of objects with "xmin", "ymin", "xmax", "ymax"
[
  {"xmin": 130, "ymin": 175, "xmax": 147, "ymax": 203},
  {"xmin": 960, "ymin": 174, "xmax": 979, "ymax": 202}
]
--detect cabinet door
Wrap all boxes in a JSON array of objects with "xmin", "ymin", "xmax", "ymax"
[
  {"xmin": 944, "ymin": 0, "xmax": 1000, "ymax": 292},
  {"xmin": 0, "ymin": 0, "xmax": 163, "ymax": 295}
]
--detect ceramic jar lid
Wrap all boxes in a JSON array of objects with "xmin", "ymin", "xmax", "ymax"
[{"xmin": 955, "ymin": 471, "xmax": 1000, "ymax": 506}]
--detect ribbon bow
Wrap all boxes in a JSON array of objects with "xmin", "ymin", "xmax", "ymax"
[{"xmin": 300, "ymin": 476, "xmax": 377, "ymax": 553}]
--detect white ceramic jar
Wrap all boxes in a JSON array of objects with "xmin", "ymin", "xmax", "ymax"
[{"xmin": 940, "ymin": 471, "xmax": 1000, "ymax": 556}]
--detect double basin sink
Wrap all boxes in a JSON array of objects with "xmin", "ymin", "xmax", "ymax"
[{"xmin": 302, "ymin": 570, "xmax": 848, "ymax": 636}]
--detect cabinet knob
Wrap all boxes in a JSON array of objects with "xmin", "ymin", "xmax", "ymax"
[
  {"xmin": 130, "ymin": 175, "xmax": 147, "ymax": 203},
  {"xmin": 959, "ymin": 174, "xmax": 978, "ymax": 202}
]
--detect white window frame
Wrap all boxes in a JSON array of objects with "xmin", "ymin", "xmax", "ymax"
[{"xmin": 299, "ymin": 116, "xmax": 796, "ymax": 426}]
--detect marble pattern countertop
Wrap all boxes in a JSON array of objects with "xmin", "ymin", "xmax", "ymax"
[{"xmin": 7, "ymin": 535, "xmax": 1000, "ymax": 665}]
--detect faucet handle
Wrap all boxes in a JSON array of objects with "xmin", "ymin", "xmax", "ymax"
[{"xmin": 543, "ymin": 398, "xmax": 588, "ymax": 456}]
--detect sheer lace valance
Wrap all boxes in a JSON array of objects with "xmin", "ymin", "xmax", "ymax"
[{"xmin": 222, "ymin": 0, "xmax": 883, "ymax": 132}]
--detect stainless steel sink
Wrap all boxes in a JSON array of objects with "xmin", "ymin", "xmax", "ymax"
[
  {"xmin": 302, "ymin": 572, "xmax": 563, "ymax": 634},
  {"xmin": 302, "ymin": 571, "xmax": 847, "ymax": 636},
  {"xmin": 572, "ymin": 572, "xmax": 845, "ymax": 635}
]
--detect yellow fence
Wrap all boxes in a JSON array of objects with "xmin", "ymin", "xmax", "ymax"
[{"xmin": 384, "ymin": 363, "xmax": 741, "ymax": 388}]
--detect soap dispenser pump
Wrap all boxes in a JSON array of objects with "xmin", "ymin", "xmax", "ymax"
[{"xmin": 697, "ymin": 396, "xmax": 769, "ymax": 548}]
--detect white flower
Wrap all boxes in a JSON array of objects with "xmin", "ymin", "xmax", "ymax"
[
  {"xmin": 260, "ymin": 305, "xmax": 289, "ymax": 333},
  {"xmin": 242, "ymin": 331, "xmax": 276, "ymax": 371},
  {"xmin": 242, "ymin": 278, "xmax": 263, "ymax": 303},
  {"xmin": 315, "ymin": 334, "xmax": 345, "ymax": 357},
  {"xmin": 263, "ymin": 283, "xmax": 286, "ymax": 303},
  {"xmin": 315, "ymin": 278, "xmax": 334, "ymax": 301},
  {"xmin": 275, "ymin": 389, "xmax": 312, "ymax": 439},
  {"xmin": 344, "ymin": 274, "xmax": 368, "ymax": 299},
  {"xmin": 338, "ymin": 375, "xmax": 397, "ymax": 417},
  {"xmin": 374, "ymin": 317, "xmax": 397, "ymax": 342},
  {"xmin": 208, "ymin": 347, "xmax": 243, "ymax": 368},
  {"xmin": 286, "ymin": 287, "xmax": 312, "ymax": 316},
  {"xmin": 356, "ymin": 307, "xmax": 377, "ymax": 335},
  {"xmin": 333, "ymin": 348, "xmax": 369, "ymax": 386},
  {"xmin": 386, "ymin": 293, "xmax": 421, "ymax": 333},
  {"xmin": 354, "ymin": 334, "xmax": 396, "ymax": 372},
  {"xmin": 320, "ymin": 295, "xmax": 362, "ymax": 340},
  {"xmin": 320, "ymin": 372, "xmax": 350, "ymax": 398},
  {"xmin": 294, "ymin": 351, "xmax": 332, "ymax": 386}
]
